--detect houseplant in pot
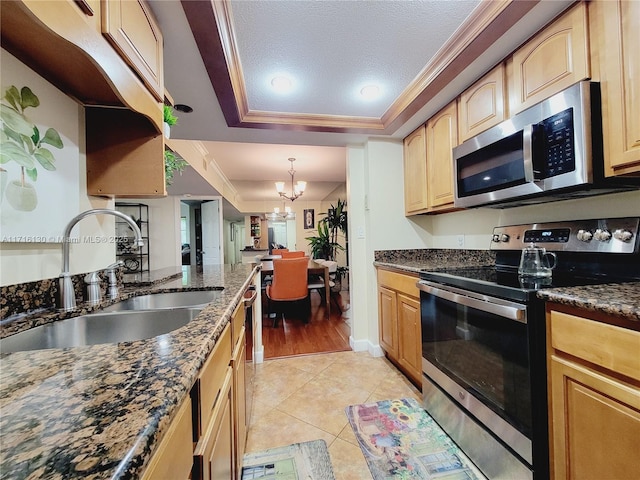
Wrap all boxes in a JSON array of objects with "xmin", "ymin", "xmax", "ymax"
[
  {"xmin": 164, "ymin": 149, "xmax": 187, "ymax": 186},
  {"xmin": 306, "ymin": 198, "xmax": 348, "ymax": 290},
  {"xmin": 163, "ymin": 104, "xmax": 178, "ymax": 138}
]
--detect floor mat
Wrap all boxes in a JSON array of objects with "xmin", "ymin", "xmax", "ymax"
[
  {"xmin": 345, "ymin": 398, "xmax": 486, "ymax": 479},
  {"xmin": 241, "ymin": 439, "xmax": 335, "ymax": 480}
]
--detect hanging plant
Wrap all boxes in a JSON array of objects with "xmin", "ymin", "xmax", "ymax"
[
  {"xmin": 0, "ymin": 85, "xmax": 63, "ymax": 211},
  {"xmin": 164, "ymin": 149, "xmax": 187, "ymax": 186}
]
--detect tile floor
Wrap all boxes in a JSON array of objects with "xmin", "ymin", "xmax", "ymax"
[{"xmin": 245, "ymin": 350, "xmax": 422, "ymax": 479}]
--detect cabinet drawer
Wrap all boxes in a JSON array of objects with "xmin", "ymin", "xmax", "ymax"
[
  {"xmin": 141, "ymin": 396, "xmax": 193, "ymax": 480},
  {"xmin": 196, "ymin": 323, "xmax": 231, "ymax": 439},
  {"xmin": 550, "ymin": 310, "xmax": 640, "ymax": 382},
  {"xmin": 377, "ymin": 269, "xmax": 419, "ymax": 298}
]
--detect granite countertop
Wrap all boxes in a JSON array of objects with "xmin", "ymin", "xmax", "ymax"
[
  {"xmin": 0, "ymin": 263, "xmax": 258, "ymax": 480},
  {"xmin": 373, "ymin": 248, "xmax": 497, "ymax": 274},
  {"xmin": 537, "ymin": 282, "xmax": 640, "ymax": 322}
]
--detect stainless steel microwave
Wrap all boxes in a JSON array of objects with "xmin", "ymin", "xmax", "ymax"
[{"xmin": 453, "ymin": 81, "xmax": 637, "ymax": 208}]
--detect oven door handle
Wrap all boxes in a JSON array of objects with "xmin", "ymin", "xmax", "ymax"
[{"xmin": 417, "ymin": 281, "xmax": 527, "ymax": 323}]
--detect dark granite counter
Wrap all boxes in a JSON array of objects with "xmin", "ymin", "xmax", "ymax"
[
  {"xmin": 0, "ymin": 264, "xmax": 258, "ymax": 479},
  {"xmin": 537, "ymin": 282, "xmax": 640, "ymax": 322},
  {"xmin": 373, "ymin": 248, "xmax": 496, "ymax": 274}
]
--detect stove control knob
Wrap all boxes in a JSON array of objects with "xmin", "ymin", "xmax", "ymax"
[
  {"xmin": 500, "ymin": 234, "xmax": 510, "ymax": 243},
  {"xmin": 594, "ymin": 228, "xmax": 612, "ymax": 242},
  {"xmin": 492, "ymin": 234, "xmax": 501, "ymax": 243},
  {"xmin": 577, "ymin": 229, "xmax": 593, "ymax": 242},
  {"xmin": 613, "ymin": 229, "xmax": 634, "ymax": 242}
]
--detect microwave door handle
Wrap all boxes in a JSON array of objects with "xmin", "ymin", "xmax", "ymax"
[
  {"xmin": 523, "ymin": 124, "xmax": 536, "ymax": 182},
  {"xmin": 417, "ymin": 282, "xmax": 526, "ymax": 323}
]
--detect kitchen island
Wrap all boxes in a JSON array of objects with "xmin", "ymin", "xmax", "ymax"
[{"xmin": 0, "ymin": 263, "xmax": 259, "ymax": 479}]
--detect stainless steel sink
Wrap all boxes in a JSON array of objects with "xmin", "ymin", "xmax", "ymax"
[
  {"xmin": 101, "ymin": 290, "xmax": 222, "ymax": 312},
  {"xmin": 0, "ymin": 308, "xmax": 202, "ymax": 353}
]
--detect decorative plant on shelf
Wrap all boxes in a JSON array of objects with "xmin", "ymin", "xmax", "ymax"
[
  {"xmin": 164, "ymin": 149, "xmax": 187, "ymax": 186},
  {"xmin": 0, "ymin": 85, "xmax": 63, "ymax": 211},
  {"xmin": 163, "ymin": 104, "xmax": 178, "ymax": 138}
]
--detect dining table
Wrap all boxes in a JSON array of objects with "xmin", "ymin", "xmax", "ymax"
[{"xmin": 259, "ymin": 258, "xmax": 331, "ymax": 315}]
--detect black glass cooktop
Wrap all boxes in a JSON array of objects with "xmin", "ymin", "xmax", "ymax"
[{"xmin": 419, "ymin": 266, "xmax": 616, "ymax": 303}]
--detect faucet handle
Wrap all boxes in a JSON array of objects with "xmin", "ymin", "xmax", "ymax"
[
  {"xmin": 84, "ymin": 271, "xmax": 101, "ymax": 306},
  {"xmin": 106, "ymin": 260, "xmax": 124, "ymax": 270}
]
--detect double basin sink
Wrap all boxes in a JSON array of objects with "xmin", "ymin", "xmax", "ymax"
[{"xmin": 0, "ymin": 290, "xmax": 222, "ymax": 353}]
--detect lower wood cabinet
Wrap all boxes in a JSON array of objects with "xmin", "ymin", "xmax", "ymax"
[
  {"xmin": 547, "ymin": 306, "xmax": 640, "ymax": 480},
  {"xmin": 377, "ymin": 268, "xmax": 422, "ymax": 387},
  {"xmin": 140, "ymin": 396, "xmax": 193, "ymax": 480}
]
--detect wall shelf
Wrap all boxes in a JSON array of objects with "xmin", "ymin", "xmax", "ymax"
[{"xmin": 115, "ymin": 202, "xmax": 150, "ymax": 273}]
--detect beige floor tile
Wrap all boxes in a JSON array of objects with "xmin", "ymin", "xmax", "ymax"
[
  {"xmin": 266, "ymin": 352, "xmax": 340, "ymax": 374},
  {"xmin": 245, "ymin": 407, "xmax": 335, "ymax": 453},
  {"xmin": 252, "ymin": 365, "xmax": 315, "ymax": 408},
  {"xmin": 336, "ymin": 423, "xmax": 360, "ymax": 446},
  {"xmin": 328, "ymin": 437, "xmax": 372, "ymax": 480}
]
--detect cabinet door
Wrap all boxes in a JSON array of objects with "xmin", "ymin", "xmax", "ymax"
[
  {"xmin": 458, "ymin": 64, "xmax": 506, "ymax": 142},
  {"xmin": 193, "ymin": 368, "xmax": 234, "ymax": 480},
  {"xmin": 589, "ymin": 0, "xmax": 640, "ymax": 176},
  {"xmin": 426, "ymin": 101, "xmax": 457, "ymax": 209},
  {"xmin": 403, "ymin": 125, "xmax": 429, "ymax": 215},
  {"xmin": 550, "ymin": 355, "xmax": 640, "ymax": 480},
  {"xmin": 102, "ymin": 0, "xmax": 164, "ymax": 101},
  {"xmin": 232, "ymin": 327, "xmax": 247, "ymax": 477},
  {"xmin": 397, "ymin": 293, "xmax": 422, "ymax": 387},
  {"xmin": 378, "ymin": 286, "xmax": 399, "ymax": 360},
  {"xmin": 508, "ymin": 2, "xmax": 589, "ymax": 114}
]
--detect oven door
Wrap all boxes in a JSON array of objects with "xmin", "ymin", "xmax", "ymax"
[{"xmin": 418, "ymin": 280, "xmax": 532, "ymax": 465}]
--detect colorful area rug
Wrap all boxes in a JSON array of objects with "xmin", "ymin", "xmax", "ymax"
[
  {"xmin": 345, "ymin": 398, "xmax": 486, "ymax": 479},
  {"xmin": 241, "ymin": 439, "xmax": 336, "ymax": 480}
]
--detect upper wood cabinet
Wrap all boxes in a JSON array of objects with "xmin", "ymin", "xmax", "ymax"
[
  {"xmin": 102, "ymin": 0, "xmax": 164, "ymax": 102},
  {"xmin": 589, "ymin": 0, "xmax": 640, "ymax": 176},
  {"xmin": 426, "ymin": 101, "xmax": 457, "ymax": 210},
  {"xmin": 458, "ymin": 64, "xmax": 507, "ymax": 142},
  {"xmin": 403, "ymin": 125, "xmax": 429, "ymax": 215},
  {"xmin": 507, "ymin": 2, "xmax": 589, "ymax": 115}
]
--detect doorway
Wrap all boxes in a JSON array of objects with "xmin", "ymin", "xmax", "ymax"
[{"xmin": 180, "ymin": 197, "xmax": 223, "ymax": 265}]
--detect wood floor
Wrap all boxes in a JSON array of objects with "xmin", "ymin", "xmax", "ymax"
[{"xmin": 258, "ymin": 290, "xmax": 351, "ymax": 359}]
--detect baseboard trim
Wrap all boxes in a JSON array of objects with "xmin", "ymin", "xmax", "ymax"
[{"xmin": 349, "ymin": 336, "xmax": 384, "ymax": 357}]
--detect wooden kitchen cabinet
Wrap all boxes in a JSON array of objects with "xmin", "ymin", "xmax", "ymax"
[
  {"xmin": 426, "ymin": 101, "xmax": 457, "ymax": 211},
  {"xmin": 141, "ymin": 396, "xmax": 193, "ymax": 480},
  {"xmin": 507, "ymin": 2, "xmax": 589, "ymax": 115},
  {"xmin": 377, "ymin": 268, "xmax": 422, "ymax": 388},
  {"xmin": 102, "ymin": 0, "xmax": 164, "ymax": 102},
  {"xmin": 458, "ymin": 64, "xmax": 507, "ymax": 142},
  {"xmin": 231, "ymin": 301, "xmax": 248, "ymax": 477},
  {"xmin": 589, "ymin": 0, "xmax": 640, "ymax": 176},
  {"xmin": 403, "ymin": 125, "xmax": 429, "ymax": 215},
  {"xmin": 547, "ymin": 306, "xmax": 640, "ymax": 480},
  {"xmin": 378, "ymin": 285, "xmax": 399, "ymax": 359}
]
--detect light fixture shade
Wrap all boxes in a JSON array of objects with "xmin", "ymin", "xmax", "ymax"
[
  {"xmin": 296, "ymin": 181, "xmax": 307, "ymax": 192},
  {"xmin": 275, "ymin": 181, "xmax": 285, "ymax": 193},
  {"xmin": 274, "ymin": 207, "xmax": 280, "ymax": 214}
]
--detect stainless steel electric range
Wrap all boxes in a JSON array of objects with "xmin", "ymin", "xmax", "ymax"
[{"xmin": 418, "ymin": 217, "xmax": 640, "ymax": 480}]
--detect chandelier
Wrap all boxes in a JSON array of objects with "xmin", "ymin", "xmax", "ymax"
[
  {"xmin": 267, "ymin": 203, "xmax": 295, "ymax": 220},
  {"xmin": 275, "ymin": 157, "xmax": 306, "ymax": 201}
]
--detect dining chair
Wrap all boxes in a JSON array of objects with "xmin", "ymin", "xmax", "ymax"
[
  {"xmin": 265, "ymin": 257, "xmax": 310, "ymax": 327},
  {"xmin": 281, "ymin": 250, "xmax": 305, "ymax": 258},
  {"xmin": 271, "ymin": 248, "xmax": 289, "ymax": 257},
  {"xmin": 308, "ymin": 260, "xmax": 342, "ymax": 312}
]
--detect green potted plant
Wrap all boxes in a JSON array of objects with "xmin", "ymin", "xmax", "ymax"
[
  {"xmin": 306, "ymin": 199, "xmax": 349, "ymax": 290},
  {"xmin": 164, "ymin": 149, "xmax": 187, "ymax": 186},
  {"xmin": 163, "ymin": 104, "xmax": 178, "ymax": 138}
]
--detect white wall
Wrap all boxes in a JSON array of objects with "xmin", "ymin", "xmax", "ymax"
[{"xmin": 0, "ymin": 52, "xmax": 115, "ymax": 286}]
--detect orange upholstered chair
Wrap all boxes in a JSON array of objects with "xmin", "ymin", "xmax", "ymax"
[
  {"xmin": 281, "ymin": 250, "xmax": 305, "ymax": 258},
  {"xmin": 271, "ymin": 248, "xmax": 289, "ymax": 257},
  {"xmin": 265, "ymin": 257, "xmax": 309, "ymax": 327}
]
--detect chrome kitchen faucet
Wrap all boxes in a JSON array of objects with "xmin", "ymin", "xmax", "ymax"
[{"xmin": 59, "ymin": 209, "xmax": 144, "ymax": 311}]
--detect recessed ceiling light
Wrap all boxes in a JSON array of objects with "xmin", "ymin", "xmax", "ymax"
[
  {"xmin": 174, "ymin": 104, "xmax": 193, "ymax": 113},
  {"xmin": 360, "ymin": 85, "xmax": 381, "ymax": 100},
  {"xmin": 271, "ymin": 75, "xmax": 293, "ymax": 93}
]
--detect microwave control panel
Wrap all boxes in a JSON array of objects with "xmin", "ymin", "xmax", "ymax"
[{"xmin": 536, "ymin": 107, "xmax": 575, "ymax": 179}]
